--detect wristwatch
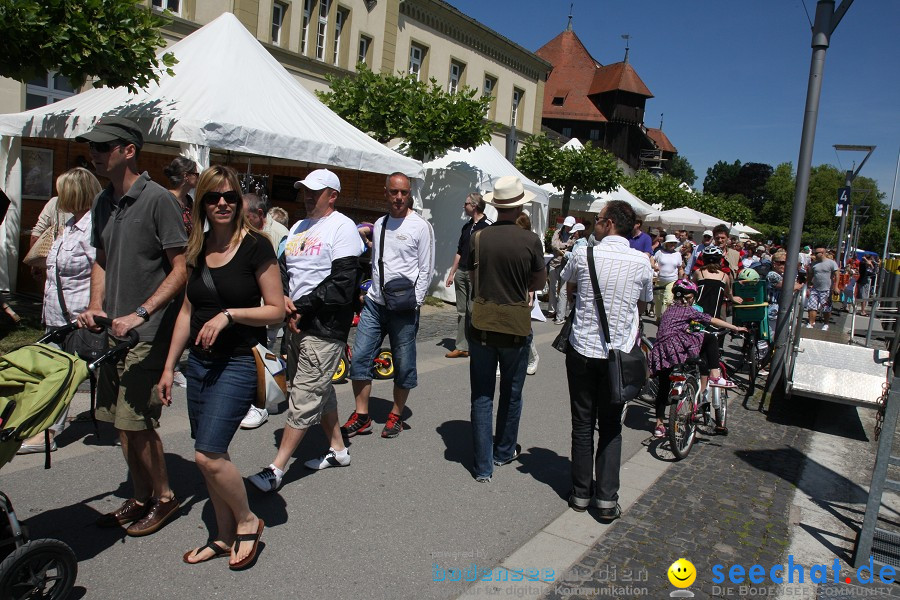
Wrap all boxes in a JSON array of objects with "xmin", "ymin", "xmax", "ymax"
[{"xmin": 135, "ymin": 306, "xmax": 150, "ymax": 321}]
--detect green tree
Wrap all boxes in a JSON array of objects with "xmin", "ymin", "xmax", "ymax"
[
  {"xmin": 317, "ymin": 64, "xmax": 493, "ymax": 161},
  {"xmin": 665, "ymin": 154, "xmax": 697, "ymax": 186},
  {"xmin": 733, "ymin": 162, "xmax": 774, "ymax": 213},
  {"xmin": 515, "ymin": 135, "xmax": 622, "ymax": 218},
  {"xmin": 621, "ymin": 171, "xmax": 752, "ymax": 224},
  {"xmin": 703, "ymin": 160, "xmax": 742, "ymax": 195},
  {"xmin": 0, "ymin": 0, "xmax": 177, "ymax": 93}
]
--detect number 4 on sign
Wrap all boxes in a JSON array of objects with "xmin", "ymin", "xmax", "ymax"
[{"xmin": 838, "ymin": 187, "xmax": 851, "ymax": 205}]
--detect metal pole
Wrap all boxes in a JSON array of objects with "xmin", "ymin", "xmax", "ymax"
[
  {"xmin": 881, "ymin": 146, "xmax": 900, "ymax": 262},
  {"xmin": 766, "ymin": 0, "xmax": 840, "ymax": 396}
]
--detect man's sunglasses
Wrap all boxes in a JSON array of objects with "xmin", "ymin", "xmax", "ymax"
[
  {"xmin": 202, "ymin": 191, "xmax": 241, "ymax": 205},
  {"xmin": 88, "ymin": 141, "xmax": 122, "ymax": 153}
]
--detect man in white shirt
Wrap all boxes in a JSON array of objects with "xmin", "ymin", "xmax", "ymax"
[
  {"xmin": 561, "ymin": 200, "xmax": 652, "ymax": 522},
  {"xmin": 342, "ymin": 172, "xmax": 435, "ymax": 439},
  {"xmin": 248, "ymin": 169, "xmax": 364, "ymax": 492}
]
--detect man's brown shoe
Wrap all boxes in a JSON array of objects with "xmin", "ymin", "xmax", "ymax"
[
  {"xmin": 126, "ymin": 497, "xmax": 180, "ymax": 537},
  {"xmin": 445, "ymin": 349, "xmax": 469, "ymax": 358},
  {"xmin": 96, "ymin": 498, "xmax": 149, "ymax": 528}
]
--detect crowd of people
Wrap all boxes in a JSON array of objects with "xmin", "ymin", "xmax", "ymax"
[{"xmin": 22, "ymin": 116, "xmax": 883, "ymax": 568}]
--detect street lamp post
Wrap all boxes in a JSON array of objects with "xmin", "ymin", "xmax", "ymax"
[{"xmin": 765, "ymin": 0, "xmax": 855, "ymax": 397}]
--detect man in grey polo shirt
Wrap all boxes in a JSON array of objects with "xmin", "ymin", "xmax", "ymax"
[{"xmin": 78, "ymin": 117, "xmax": 188, "ymax": 537}]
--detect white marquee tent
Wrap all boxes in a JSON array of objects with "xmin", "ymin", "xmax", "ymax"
[
  {"xmin": 643, "ymin": 206, "xmax": 729, "ymax": 231},
  {"xmin": 0, "ymin": 12, "xmax": 423, "ymax": 290},
  {"xmin": 420, "ymin": 143, "xmax": 549, "ymax": 302},
  {"xmin": 542, "ymin": 183, "xmax": 656, "ymax": 218}
]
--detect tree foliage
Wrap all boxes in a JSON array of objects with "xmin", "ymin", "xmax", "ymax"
[
  {"xmin": 317, "ymin": 64, "xmax": 493, "ymax": 161},
  {"xmin": 0, "ymin": 0, "xmax": 177, "ymax": 93},
  {"xmin": 703, "ymin": 160, "xmax": 742, "ymax": 195},
  {"xmin": 665, "ymin": 154, "xmax": 697, "ymax": 186},
  {"xmin": 514, "ymin": 135, "xmax": 622, "ymax": 218},
  {"xmin": 621, "ymin": 171, "xmax": 753, "ymax": 224}
]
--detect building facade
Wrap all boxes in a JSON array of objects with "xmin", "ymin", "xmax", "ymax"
[{"xmin": 0, "ymin": 0, "xmax": 549, "ymax": 292}]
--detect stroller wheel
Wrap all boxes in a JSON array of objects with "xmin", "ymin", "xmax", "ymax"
[
  {"xmin": 0, "ymin": 538, "xmax": 77, "ymax": 600},
  {"xmin": 373, "ymin": 348, "xmax": 394, "ymax": 380}
]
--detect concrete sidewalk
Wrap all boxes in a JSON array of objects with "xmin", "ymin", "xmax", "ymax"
[{"xmin": 4, "ymin": 304, "xmax": 894, "ymax": 599}]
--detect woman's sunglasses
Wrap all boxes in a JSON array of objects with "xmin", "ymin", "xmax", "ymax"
[{"xmin": 202, "ymin": 191, "xmax": 241, "ymax": 205}]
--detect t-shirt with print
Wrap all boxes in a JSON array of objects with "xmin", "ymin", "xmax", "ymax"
[
  {"xmin": 91, "ymin": 172, "xmax": 188, "ymax": 341},
  {"xmin": 186, "ymin": 230, "xmax": 275, "ymax": 357},
  {"xmin": 810, "ymin": 259, "xmax": 838, "ymax": 292},
  {"xmin": 284, "ymin": 210, "xmax": 363, "ymax": 301},
  {"xmin": 653, "ymin": 249, "xmax": 683, "ymax": 282},
  {"xmin": 469, "ymin": 222, "xmax": 545, "ymax": 337}
]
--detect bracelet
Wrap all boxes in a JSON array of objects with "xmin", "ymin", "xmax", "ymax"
[{"xmin": 221, "ymin": 309, "xmax": 234, "ymax": 328}]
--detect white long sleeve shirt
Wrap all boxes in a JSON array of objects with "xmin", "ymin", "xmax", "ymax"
[{"xmin": 368, "ymin": 211, "xmax": 435, "ymax": 307}]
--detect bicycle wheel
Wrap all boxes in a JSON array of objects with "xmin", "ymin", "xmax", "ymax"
[
  {"xmin": 667, "ymin": 377, "xmax": 699, "ymax": 460},
  {"xmin": 746, "ymin": 327, "xmax": 759, "ymax": 384}
]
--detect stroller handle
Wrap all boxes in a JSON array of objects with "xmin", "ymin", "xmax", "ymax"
[{"xmin": 86, "ymin": 316, "xmax": 141, "ymax": 371}]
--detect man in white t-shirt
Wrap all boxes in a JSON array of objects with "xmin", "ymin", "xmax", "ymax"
[
  {"xmin": 248, "ymin": 169, "xmax": 364, "ymax": 492},
  {"xmin": 342, "ymin": 172, "xmax": 435, "ymax": 439}
]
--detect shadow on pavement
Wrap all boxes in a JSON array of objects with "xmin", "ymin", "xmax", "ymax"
[
  {"xmin": 435, "ymin": 337, "xmax": 455, "ymax": 351},
  {"xmin": 516, "ymin": 447, "xmax": 570, "ymax": 500},
  {"xmin": 20, "ymin": 452, "xmax": 203, "ymax": 561},
  {"xmin": 436, "ymin": 419, "xmax": 473, "ymax": 474}
]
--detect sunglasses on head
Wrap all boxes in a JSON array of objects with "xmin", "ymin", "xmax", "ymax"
[
  {"xmin": 202, "ymin": 191, "xmax": 241, "ymax": 205},
  {"xmin": 88, "ymin": 141, "xmax": 122, "ymax": 153}
]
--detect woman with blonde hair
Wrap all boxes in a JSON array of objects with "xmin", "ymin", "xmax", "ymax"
[
  {"xmin": 19, "ymin": 167, "xmax": 102, "ymax": 454},
  {"xmin": 158, "ymin": 165, "xmax": 283, "ymax": 569}
]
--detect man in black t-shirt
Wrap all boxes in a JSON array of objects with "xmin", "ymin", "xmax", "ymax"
[
  {"xmin": 467, "ymin": 176, "xmax": 546, "ymax": 483},
  {"xmin": 444, "ymin": 192, "xmax": 490, "ymax": 358}
]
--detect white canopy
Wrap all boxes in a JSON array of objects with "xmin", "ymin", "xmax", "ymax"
[
  {"xmin": 731, "ymin": 222, "xmax": 761, "ymax": 236},
  {"xmin": 0, "ymin": 12, "xmax": 423, "ymax": 290},
  {"xmin": 420, "ymin": 143, "xmax": 549, "ymax": 302},
  {"xmin": 643, "ymin": 206, "xmax": 729, "ymax": 230},
  {"xmin": 542, "ymin": 182, "xmax": 655, "ymax": 217},
  {"xmin": 0, "ymin": 12, "xmax": 422, "ymax": 176}
]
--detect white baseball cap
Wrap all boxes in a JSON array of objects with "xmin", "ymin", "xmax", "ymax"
[
  {"xmin": 703, "ymin": 230, "xmax": 714, "ymax": 238},
  {"xmin": 562, "ymin": 216, "xmax": 576, "ymax": 228},
  {"xmin": 571, "ymin": 223, "xmax": 585, "ymax": 233},
  {"xmin": 294, "ymin": 168, "xmax": 341, "ymax": 192}
]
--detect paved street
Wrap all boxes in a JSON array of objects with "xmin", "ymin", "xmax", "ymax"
[{"xmin": 4, "ymin": 304, "xmax": 894, "ymax": 599}]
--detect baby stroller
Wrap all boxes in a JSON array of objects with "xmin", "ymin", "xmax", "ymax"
[{"xmin": 0, "ymin": 317, "xmax": 137, "ymax": 599}]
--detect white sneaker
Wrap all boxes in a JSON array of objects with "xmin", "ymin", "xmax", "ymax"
[
  {"xmin": 821, "ymin": 324, "xmax": 829, "ymax": 331},
  {"xmin": 248, "ymin": 464, "xmax": 283, "ymax": 492},
  {"xmin": 304, "ymin": 448, "xmax": 350, "ymax": 470},
  {"xmin": 804, "ymin": 323, "xmax": 813, "ymax": 329},
  {"xmin": 526, "ymin": 355, "xmax": 539, "ymax": 375},
  {"xmin": 172, "ymin": 370, "xmax": 187, "ymax": 388},
  {"xmin": 240, "ymin": 406, "xmax": 269, "ymax": 429}
]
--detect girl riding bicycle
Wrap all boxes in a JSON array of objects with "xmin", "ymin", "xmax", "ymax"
[{"xmin": 648, "ymin": 278, "xmax": 747, "ymax": 438}]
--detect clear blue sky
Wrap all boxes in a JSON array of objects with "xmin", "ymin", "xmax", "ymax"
[{"xmin": 447, "ymin": 0, "xmax": 900, "ymax": 203}]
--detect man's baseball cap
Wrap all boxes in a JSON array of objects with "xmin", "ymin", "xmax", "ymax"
[
  {"xmin": 702, "ymin": 230, "xmax": 714, "ymax": 238},
  {"xmin": 294, "ymin": 168, "xmax": 341, "ymax": 192},
  {"xmin": 75, "ymin": 116, "xmax": 144, "ymax": 149},
  {"xmin": 562, "ymin": 216, "xmax": 576, "ymax": 228}
]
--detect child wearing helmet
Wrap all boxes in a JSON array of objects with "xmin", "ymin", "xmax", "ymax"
[{"xmin": 647, "ymin": 278, "xmax": 747, "ymax": 438}]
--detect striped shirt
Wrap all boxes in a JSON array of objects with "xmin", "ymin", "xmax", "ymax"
[{"xmin": 561, "ymin": 235, "xmax": 653, "ymax": 359}]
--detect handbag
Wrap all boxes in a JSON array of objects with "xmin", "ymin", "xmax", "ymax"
[
  {"xmin": 551, "ymin": 302, "xmax": 575, "ymax": 353},
  {"xmin": 200, "ymin": 263, "xmax": 287, "ymax": 411},
  {"xmin": 584, "ymin": 246, "xmax": 648, "ymax": 405},
  {"xmin": 378, "ymin": 214, "xmax": 418, "ymax": 312},
  {"xmin": 54, "ymin": 253, "xmax": 108, "ymax": 362},
  {"xmin": 23, "ymin": 225, "xmax": 58, "ymax": 268}
]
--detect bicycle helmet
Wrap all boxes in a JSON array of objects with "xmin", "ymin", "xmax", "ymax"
[
  {"xmin": 702, "ymin": 245, "xmax": 725, "ymax": 261},
  {"xmin": 672, "ymin": 278, "xmax": 698, "ymax": 299},
  {"xmin": 737, "ymin": 268, "xmax": 760, "ymax": 282}
]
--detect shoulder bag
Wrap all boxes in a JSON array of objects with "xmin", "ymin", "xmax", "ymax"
[
  {"xmin": 199, "ymin": 262, "xmax": 286, "ymax": 412},
  {"xmin": 585, "ymin": 246, "xmax": 648, "ymax": 405},
  {"xmin": 23, "ymin": 221, "xmax": 59, "ymax": 268},
  {"xmin": 378, "ymin": 214, "xmax": 418, "ymax": 312},
  {"xmin": 54, "ymin": 252, "xmax": 108, "ymax": 363}
]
